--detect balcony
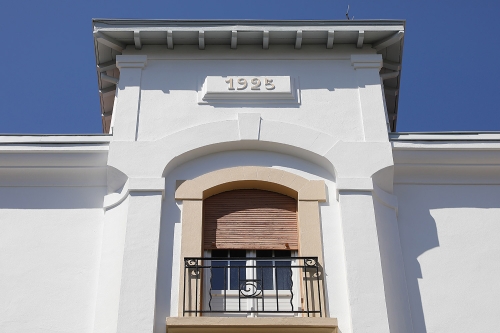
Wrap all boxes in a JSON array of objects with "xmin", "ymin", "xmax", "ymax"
[{"xmin": 182, "ymin": 256, "xmax": 323, "ymax": 317}]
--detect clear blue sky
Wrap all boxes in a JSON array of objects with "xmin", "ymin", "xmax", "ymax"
[{"xmin": 1, "ymin": 0, "xmax": 499, "ymax": 134}]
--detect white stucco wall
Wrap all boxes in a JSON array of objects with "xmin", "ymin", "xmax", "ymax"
[
  {"xmin": 395, "ymin": 184, "xmax": 500, "ymax": 332},
  {"xmin": 0, "ymin": 185, "xmax": 106, "ymax": 333},
  {"xmin": 373, "ymin": 198, "xmax": 413, "ymax": 333},
  {"xmin": 123, "ymin": 45, "xmax": 377, "ymax": 143},
  {"xmin": 93, "ymin": 197, "xmax": 129, "ymax": 333},
  {"xmin": 0, "ymin": 139, "xmax": 108, "ymax": 333}
]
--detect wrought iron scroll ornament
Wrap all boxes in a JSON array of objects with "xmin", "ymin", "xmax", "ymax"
[
  {"xmin": 304, "ymin": 257, "xmax": 318, "ymax": 267},
  {"xmin": 185, "ymin": 258, "xmax": 197, "ymax": 267},
  {"xmin": 239, "ymin": 280, "xmax": 263, "ymax": 298},
  {"xmin": 185, "ymin": 258, "xmax": 200, "ymax": 277}
]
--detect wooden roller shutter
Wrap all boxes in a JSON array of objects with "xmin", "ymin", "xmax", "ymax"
[{"xmin": 203, "ymin": 189, "xmax": 298, "ymax": 250}]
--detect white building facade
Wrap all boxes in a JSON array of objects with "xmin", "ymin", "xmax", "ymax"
[{"xmin": 1, "ymin": 20, "xmax": 499, "ymax": 333}]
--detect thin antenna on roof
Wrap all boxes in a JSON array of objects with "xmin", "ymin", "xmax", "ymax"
[{"xmin": 346, "ymin": 5, "xmax": 354, "ymax": 20}]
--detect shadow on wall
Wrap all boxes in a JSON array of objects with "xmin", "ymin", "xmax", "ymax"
[{"xmin": 396, "ymin": 184, "xmax": 500, "ymax": 333}]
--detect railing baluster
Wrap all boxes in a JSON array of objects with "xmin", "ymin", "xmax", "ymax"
[
  {"xmin": 304, "ymin": 260, "xmax": 310, "ymax": 317},
  {"xmin": 183, "ymin": 260, "xmax": 187, "ymax": 316},
  {"xmin": 195, "ymin": 259, "xmax": 198, "ymax": 316},
  {"xmin": 209, "ymin": 261, "xmax": 213, "ymax": 311},
  {"xmin": 238, "ymin": 263, "xmax": 241, "ymax": 312},
  {"xmin": 261, "ymin": 266, "xmax": 264, "ymax": 312},
  {"xmin": 316, "ymin": 262, "xmax": 322, "ymax": 317},
  {"xmin": 224, "ymin": 264, "xmax": 227, "ymax": 312},
  {"xmin": 289, "ymin": 264, "xmax": 294, "ymax": 312},
  {"xmin": 275, "ymin": 261, "xmax": 279, "ymax": 312}
]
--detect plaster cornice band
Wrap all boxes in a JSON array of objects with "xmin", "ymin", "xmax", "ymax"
[
  {"xmin": 372, "ymin": 184, "xmax": 398, "ymax": 213},
  {"xmin": 337, "ymin": 177, "xmax": 374, "ymax": 193},
  {"xmin": 116, "ymin": 55, "xmax": 148, "ymax": 69},
  {"xmin": 336, "ymin": 177, "xmax": 398, "ymax": 213},
  {"xmin": 129, "ymin": 178, "xmax": 165, "ymax": 193},
  {"xmin": 350, "ymin": 54, "xmax": 383, "ymax": 70},
  {"xmin": 104, "ymin": 177, "xmax": 165, "ymax": 210},
  {"xmin": 336, "ymin": 177, "xmax": 373, "ymax": 201}
]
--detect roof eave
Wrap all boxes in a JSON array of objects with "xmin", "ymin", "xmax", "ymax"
[{"xmin": 92, "ymin": 19, "xmax": 405, "ymax": 133}]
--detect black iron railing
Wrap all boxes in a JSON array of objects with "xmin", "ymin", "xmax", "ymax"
[{"xmin": 183, "ymin": 257, "xmax": 322, "ymax": 317}]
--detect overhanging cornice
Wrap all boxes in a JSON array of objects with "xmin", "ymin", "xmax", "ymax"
[
  {"xmin": 0, "ymin": 135, "xmax": 110, "ymax": 168},
  {"xmin": 391, "ymin": 133, "xmax": 500, "ymax": 184},
  {"xmin": 92, "ymin": 19, "xmax": 405, "ymax": 133}
]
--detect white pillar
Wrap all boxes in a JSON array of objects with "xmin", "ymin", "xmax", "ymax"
[
  {"xmin": 116, "ymin": 178, "xmax": 165, "ymax": 333},
  {"xmin": 113, "ymin": 55, "xmax": 147, "ymax": 141},
  {"xmin": 351, "ymin": 54, "xmax": 388, "ymax": 142},
  {"xmin": 337, "ymin": 178, "xmax": 390, "ymax": 333}
]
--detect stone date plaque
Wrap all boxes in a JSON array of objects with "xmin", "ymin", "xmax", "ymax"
[{"xmin": 198, "ymin": 76, "xmax": 298, "ymax": 104}]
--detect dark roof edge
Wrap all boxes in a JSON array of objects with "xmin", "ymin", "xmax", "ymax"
[
  {"xmin": 391, "ymin": 131, "xmax": 500, "ymax": 135},
  {"xmin": 92, "ymin": 18, "xmax": 406, "ymax": 27},
  {"xmin": 0, "ymin": 133, "xmax": 112, "ymax": 136}
]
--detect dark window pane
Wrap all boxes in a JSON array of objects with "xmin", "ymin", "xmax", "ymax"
[
  {"xmin": 276, "ymin": 261, "xmax": 292, "ymax": 290},
  {"xmin": 256, "ymin": 250, "xmax": 273, "ymax": 258},
  {"xmin": 230, "ymin": 260, "xmax": 246, "ymax": 290},
  {"xmin": 211, "ymin": 250, "xmax": 228, "ymax": 258},
  {"xmin": 230, "ymin": 250, "xmax": 246, "ymax": 258},
  {"xmin": 256, "ymin": 261, "xmax": 273, "ymax": 290},
  {"xmin": 274, "ymin": 250, "xmax": 291, "ymax": 258},
  {"xmin": 211, "ymin": 260, "xmax": 227, "ymax": 290}
]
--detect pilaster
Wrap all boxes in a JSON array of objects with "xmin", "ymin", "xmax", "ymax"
[
  {"xmin": 336, "ymin": 178, "xmax": 391, "ymax": 333},
  {"xmin": 351, "ymin": 54, "xmax": 388, "ymax": 142},
  {"xmin": 113, "ymin": 55, "xmax": 147, "ymax": 141},
  {"xmin": 116, "ymin": 177, "xmax": 165, "ymax": 333}
]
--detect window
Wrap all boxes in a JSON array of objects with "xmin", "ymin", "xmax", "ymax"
[
  {"xmin": 201, "ymin": 189, "xmax": 299, "ymax": 316},
  {"xmin": 203, "ymin": 250, "xmax": 299, "ymax": 316}
]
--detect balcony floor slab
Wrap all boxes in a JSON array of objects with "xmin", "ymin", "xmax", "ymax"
[{"xmin": 166, "ymin": 316, "xmax": 338, "ymax": 333}]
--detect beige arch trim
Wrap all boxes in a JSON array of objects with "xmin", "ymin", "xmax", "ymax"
[
  {"xmin": 175, "ymin": 166, "xmax": 326, "ymax": 201},
  {"xmin": 176, "ymin": 166, "xmax": 327, "ymax": 316}
]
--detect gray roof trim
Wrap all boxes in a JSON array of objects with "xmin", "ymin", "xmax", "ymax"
[
  {"xmin": 390, "ymin": 132, "xmax": 500, "ymax": 142},
  {"xmin": 0, "ymin": 135, "xmax": 112, "ymax": 145}
]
